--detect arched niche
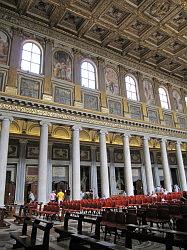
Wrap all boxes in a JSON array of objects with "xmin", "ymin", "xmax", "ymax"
[{"xmin": 52, "ymin": 126, "xmax": 70, "ymax": 139}]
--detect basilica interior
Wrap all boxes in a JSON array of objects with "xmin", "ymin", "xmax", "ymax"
[{"xmin": 0, "ymin": 0, "xmax": 187, "ymax": 206}]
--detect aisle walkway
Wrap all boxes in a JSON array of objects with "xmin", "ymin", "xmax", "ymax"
[{"xmin": 0, "ymin": 219, "xmax": 178, "ymax": 250}]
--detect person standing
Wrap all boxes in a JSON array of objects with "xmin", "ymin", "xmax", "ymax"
[
  {"xmin": 57, "ymin": 189, "xmax": 64, "ymax": 205},
  {"xmin": 49, "ymin": 190, "xmax": 56, "ymax": 202},
  {"xmin": 28, "ymin": 191, "xmax": 35, "ymax": 203},
  {"xmin": 65, "ymin": 187, "xmax": 70, "ymax": 201}
]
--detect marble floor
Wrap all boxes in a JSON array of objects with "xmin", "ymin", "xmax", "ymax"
[{"xmin": 0, "ymin": 218, "xmax": 180, "ymax": 250}]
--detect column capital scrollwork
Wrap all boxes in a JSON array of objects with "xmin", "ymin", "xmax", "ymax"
[
  {"xmin": 40, "ymin": 120, "xmax": 51, "ymax": 127},
  {"xmin": 0, "ymin": 115, "xmax": 14, "ymax": 122},
  {"xmin": 72, "ymin": 125, "xmax": 82, "ymax": 131},
  {"xmin": 99, "ymin": 129, "xmax": 108, "ymax": 135},
  {"xmin": 143, "ymin": 135, "xmax": 150, "ymax": 141},
  {"xmin": 160, "ymin": 138, "xmax": 167, "ymax": 143},
  {"xmin": 122, "ymin": 133, "xmax": 131, "ymax": 139},
  {"xmin": 176, "ymin": 140, "xmax": 182, "ymax": 145}
]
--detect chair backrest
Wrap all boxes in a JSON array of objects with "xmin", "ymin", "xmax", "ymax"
[
  {"xmin": 126, "ymin": 213, "xmax": 138, "ymax": 225},
  {"xmin": 176, "ymin": 218, "xmax": 187, "ymax": 232},
  {"xmin": 115, "ymin": 212, "xmax": 125, "ymax": 224}
]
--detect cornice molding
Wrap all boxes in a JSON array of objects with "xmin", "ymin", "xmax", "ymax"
[
  {"xmin": 0, "ymin": 94, "xmax": 186, "ymax": 140},
  {"xmin": 0, "ymin": 6, "xmax": 185, "ymax": 89}
]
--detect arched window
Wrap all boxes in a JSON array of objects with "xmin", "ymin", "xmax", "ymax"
[
  {"xmin": 158, "ymin": 87, "xmax": 170, "ymax": 109},
  {"xmin": 81, "ymin": 61, "xmax": 96, "ymax": 89},
  {"xmin": 125, "ymin": 75, "xmax": 139, "ymax": 101},
  {"xmin": 21, "ymin": 41, "xmax": 42, "ymax": 74}
]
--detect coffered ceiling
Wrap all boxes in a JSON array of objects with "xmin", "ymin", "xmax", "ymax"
[{"xmin": 1, "ymin": 0, "xmax": 187, "ymax": 80}]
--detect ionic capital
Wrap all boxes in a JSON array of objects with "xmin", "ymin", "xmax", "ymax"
[
  {"xmin": 40, "ymin": 120, "xmax": 51, "ymax": 127},
  {"xmin": 99, "ymin": 129, "xmax": 108, "ymax": 135},
  {"xmin": 122, "ymin": 133, "xmax": 131, "ymax": 139},
  {"xmin": 0, "ymin": 115, "xmax": 14, "ymax": 122},
  {"xmin": 72, "ymin": 125, "xmax": 82, "ymax": 131}
]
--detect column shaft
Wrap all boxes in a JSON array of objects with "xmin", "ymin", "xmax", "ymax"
[
  {"xmin": 99, "ymin": 130, "xmax": 110, "ymax": 198},
  {"xmin": 72, "ymin": 126, "xmax": 81, "ymax": 200},
  {"xmin": 160, "ymin": 139, "xmax": 172, "ymax": 192},
  {"xmin": 176, "ymin": 141, "xmax": 187, "ymax": 191},
  {"xmin": 108, "ymin": 147, "xmax": 117, "ymax": 196},
  {"xmin": 0, "ymin": 118, "xmax": 11, "ymax": 207},
  {"xmin": 123, "ymin": 135, "xmax": 134, "ymax": 196},
  {"xmin": 143, "ymin": 137, "xmax": 155, "ymax": 194},
  {"xmin": 91, "ymin": 146, "xmax": 98, "ymax": 198},
  {"xmin": 38, "ymin": 122, "xmax": 49, "ymax": 203},
  {"xmin": 15, "ymin": 140, "xmax": 27, "ymax": 205}
]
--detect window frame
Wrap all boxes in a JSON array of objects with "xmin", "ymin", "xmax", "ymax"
[
  {"xmin": 80, "ymin": 59, "xmax": 97, "ymax": 90},
  {"xmin": 124, "ymin": 74, "xmax": 139, "ymax": 101},
  {"xmin": 158, "ymin": 86, "xmax": 170, "ymax": 110},
  {"xmin": 20, "ymin": 40, "xmax": 43, "ymax": 75}
]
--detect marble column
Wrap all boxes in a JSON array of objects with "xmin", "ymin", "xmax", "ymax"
[
  {"xmin": 152, "ymin": 151, "xmax": 160, "ymax": 187},
  {"xmin": 108, "ymin": 147, "xmax": 117, "ymax": 196},
  {"xmin": 123, "ymin": 134, "xmax": 134, "ymax": 196},
  {"xmin": 141, "ymin": 165, "xmax": 148, "ymax": 194},
  {"xmin": 15, "ymin": 139, "xmax": 27, "ymax": 205},
  {"xmin": 0, "ymin": 117, "xmax": 12, "ymax": 207},
  {"xmin": 72, "ymin": 126, "xmax": 81, "ymax": 200},
  {"xmin": 99, "ymin": 130, "xmax": 110, "ymax": 198},
  {"xmin": 47, "ymin": 142, "xmax": 53, "ymax": 197},
  {"xmin": 176, "ymin": 141, "xmax": 187, "ymax": 191},
  {"xmin": 69, "ymin": 144, "xmax": 73, "ymax": 200},
  {"xmin": 160, "ymin": 138, "xmax": 172, "ymax": 192},
  {"xmin": 38, "ymin": 121, "xmax": 50, "ymax": 203},
  {"xmin": 91, "ymin": 146, "xmax": 98, "ymax": 198},
  {"xmin": 143, "ymin": 136, "xmax": 155, "ymax": 194}
]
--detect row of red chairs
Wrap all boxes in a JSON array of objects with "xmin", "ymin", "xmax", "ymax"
[{"xmin": 59, "ymin": 192, "xmax": 184, "ymax": 213}]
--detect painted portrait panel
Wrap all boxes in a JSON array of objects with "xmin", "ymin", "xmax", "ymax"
[
  {"xmin": 84, "ymin": 93, "xmax": 98, "ymax": 110},
  {"xmin": 0, "ymin": 30, "xmax": 9, "ymax": 65},
  {"xmin": 105, "ymin": 67, "xmax": 119, "ymax": 95},
  {"xmin": 80, "ymin": 149, "xmax": 91, "ymax": 161},
  {"xmin": 53, "ymin": 50, "xmax": 72, "ymax": 81},
  {"xmin": 52, "ymin": 148, "xmax": 69, "ymax": 160},
  {"xmin": 108, "ymin": 99, "xmax": 122, "ymax": 115},
  {"xmin": 168, "ymin": 153, "xmax": 177, "ymax": 165},
  {"xmin": 143, "ymin": 78, "xmax": 155, "ymax": 105},
  {"xmin": 27, "ymin": 146, "xmax": 39, "ymax": 159},
  {"xmin": 172, "ymin": 89, "xmax": 183, "ymax": 112},
  {"xmin": 54, "ymin": 86, "xmax": 71, "ymax": 105},
  {"xmin": 114, "ymin": 149, "xmax": 123, "ymax": 163},
  {"xmin": 130, "ymin": 150, "xmax": 141, "ymax": 164},
  {"xmin": 26, "ymin": 166, "xmax": 38, "ymax": 182},
  {"xmin": 8, "ymin": 145, "xmax": 18, "ymax": 158},
  {"xmin": 20, "ymin": 78, "xmax": 40, "ymax": 99}
]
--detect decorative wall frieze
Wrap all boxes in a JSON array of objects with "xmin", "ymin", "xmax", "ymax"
[
  {"xmin": 0, "ymin": 94, "xmax": 186, "ymax": 140},
  {"xmin": 0, "ymin": 6, "xmax": 185, "ymax": 89}
]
